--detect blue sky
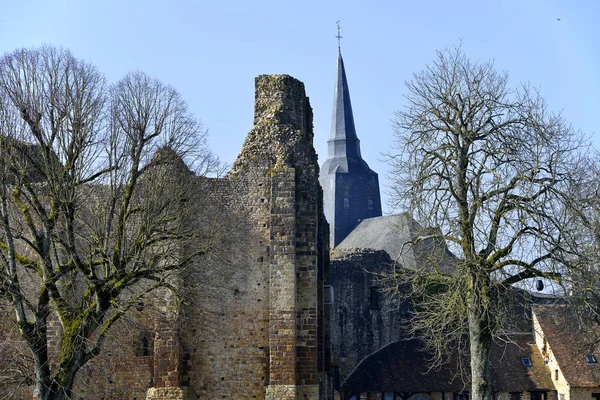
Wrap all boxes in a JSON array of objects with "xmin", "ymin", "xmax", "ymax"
[{"xmin": 1, "ymin": 0, "xmax": 598, "ymax": 212}]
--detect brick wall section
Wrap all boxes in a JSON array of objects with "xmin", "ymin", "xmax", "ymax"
[
  {"xmin": 153, "ymin": 307, "xmax": 182, "ymax": 389},
  {"xmin": 269, "ymin": 167, "xmax": 298, "ymax": 388},
  {"xmin": 178, "ymin": 176, "xmax": 271, "ymax": 400},
  {"xmin": 294, "ymin": 166, "xmax": 319, "ymax": 387},
  {"xmin": 232, "ymin": 75, "xmax": 326, "ymax": 400}
]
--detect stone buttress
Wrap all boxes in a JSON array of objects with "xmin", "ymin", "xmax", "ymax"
[{"xmin": 230, "ymin": 75, "xmax": 330, "ymax": 400}]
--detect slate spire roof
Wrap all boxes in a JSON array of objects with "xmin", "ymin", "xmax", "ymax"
[
  {"xmin": 319, "ymin": 48, "xmax": 382, "ymax": 247},
  {"xmin": 323, "ymin": 50, "xmax": 373, "ymax": 174},
  {"xmin": 328, "ymin": 50, "xmax": 361, "ymax": 160}
]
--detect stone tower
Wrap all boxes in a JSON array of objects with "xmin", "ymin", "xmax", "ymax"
[
  {"xmin": 146, "ymin": 75, "xmax": 332, "ymax": 400},
  {"xmin": 319, "ymin": 50, "xmax": 382, "ymax": 248}
]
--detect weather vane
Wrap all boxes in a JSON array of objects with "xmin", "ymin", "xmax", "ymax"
[{"xmin": 336, "ymin": 20, "xmax": 343, "ymax": 50}]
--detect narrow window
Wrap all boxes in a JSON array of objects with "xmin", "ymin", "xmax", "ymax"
[
  {"xmin": 137, "ymin": 329, "xmax": 152, "ymax": 357},
  {"xmin": 587, "ymin": 354, "xmax": 598, "ymax": 363},
  {"xmin": 142, "ymin": 334, "xmax": 150, "ymax": 356},
  {"xmin": 555, "ymin": 369, "xmax": 558, "ymax": 380},
  {"xmin": 367, "ymin": 198, "xmax": 374, "ymax": 211},
  {"xmin": 343, "ymin": 198, "xmax": 350, "ymax": 210}
]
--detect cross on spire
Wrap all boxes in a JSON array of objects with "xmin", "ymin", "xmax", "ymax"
[{"xmin": 336, "ymin": 20, "xmax": 343, "ymax": 50}]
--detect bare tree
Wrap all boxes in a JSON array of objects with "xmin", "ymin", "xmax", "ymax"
[
  {"xmin": 0, "ymin": 46, "xmax": 220, "ymax": 400},
  {"xmin": 381, "ymin": 45, "xmax": 589, "ymax": 400},
  {"xmin": 552, "ymin": 156, "xmax": 600, "ymax": 324}
]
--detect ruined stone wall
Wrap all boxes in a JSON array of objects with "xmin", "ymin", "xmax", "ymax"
[
  {"xmin": 156, "ymin": 74, "xmax": 330, "ymax": 400},
  {"xmin": 71, "ymin": 310, "xmax": 155, "ymax": 400},
  {"xmin": 178, "ymin": 173, "xmax": 272, "ymax": 400},
  {"xmin": 0, "ymin": 74, "xmax": 331, "ymax": 400},
  {"xmin": 0, "ymin": 299, "xmax": 155, "ymax": 400},
  {"xmin": 329, "ymin": 249, "xmax": 409, "ymax": 383}
]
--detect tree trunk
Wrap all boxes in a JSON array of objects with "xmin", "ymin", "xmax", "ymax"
[
  {"xmin": 468, "ymin": 275, "xmax": 493, "ymax": 400},
  {"xmin": 35, "ymin": 368, "xmax": 77, "ymax": 400}
]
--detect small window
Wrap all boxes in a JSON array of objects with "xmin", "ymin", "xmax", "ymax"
[
  {"xmin": 367, "ymin": 198, "xmax": 373, "ymax": 211},
  {"xmin": 138, "ymin": 329, "xmax": 153, "ymax": 357},
  {"xmin": 586, "ymin": 354, "xmax": 597, "ymax": 363},
  {"xmin": 530, "ymin": 392, "xmax": 547, "ymax": 400},
  {"xmin": 554, "ymin": 369, "xmax": 558, "ymax": 380},
  {"xmin": 509, "ymin": 392, "xmax": 521, "ymax": 400},
  {"xmin": 343, "ymin": 198, "xmax": 350, "ymax": 210},
  {"xmin": 142, "ymin": 334, "xmax": 150, "ymax": 356},
  {"xmin": 521, "ymin": 357, "xmax": 532, "ymax": 367}
]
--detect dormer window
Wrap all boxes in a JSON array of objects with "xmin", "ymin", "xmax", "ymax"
[
  {"xmin": 521, "ymin": 357, "xmax": 532, "ymax": 367},
  {"xmin": 586, "ymin": 354, "xmax": 597, "ymax": 363}
]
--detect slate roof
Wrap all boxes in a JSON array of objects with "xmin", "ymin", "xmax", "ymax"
[
  {"xmin": 330, "ymin": 50, "xmax": 359, "ymax": 146},
  {"xmin": 336, "ymin": 213, "xmax": 456, "ymax": 271},
  {"xmin": 534, "ymin": 305, "xmax": 600, "ymax": 388},
  {"xmin": 342, "ymin": 334, "xmax": 554, "ymax": 393},
  {"xmin": 342, "ymin": 338, "xmax": 464, "ymax": 393},
  {"xmin": 321, "ymin": 50, "xmax": 373, "ymax": 175}
]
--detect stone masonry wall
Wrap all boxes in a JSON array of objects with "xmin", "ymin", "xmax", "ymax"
[
  {"xmin": 170, "ymin": 75, "xmax": 328, "ymax": 400},
  {"xmin": 329, "ymin": 249, "xmax": 409, "ymax": 383},
  {"xmin": 0, "ymin": 74, "xmax": 330, "ymax": 400}
]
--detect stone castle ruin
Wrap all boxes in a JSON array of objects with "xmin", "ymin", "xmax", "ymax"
[
  {"xmin": 1, "ymin": 48, "xmax": 585, "ymax": 400},
  {"xmin": 0, "ymin": 75, "xmax": 332, "ymax": 400}
]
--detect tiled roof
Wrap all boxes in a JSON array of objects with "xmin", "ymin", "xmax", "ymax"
[
  {"xmin": 336, "ymin": 213, "xmax": 456, "ymax": 271},
  {"xmin": 491, "ymin": 334, "xmax": 555, "ymax": 391},
  {"xmin": 342, "ymin": 334, "xmax": 554, "ymax": 393},
  {"xmin": 534, "ymin": 305, "xmax": 600, "ymax": 388},
  {"xmin": 341, "ymin": 338, "xmax": 464, "ymax": 393}
]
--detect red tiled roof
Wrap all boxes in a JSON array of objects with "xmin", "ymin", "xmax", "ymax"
[{"xmin": 533, "ymin": 305, "xmax": 600, "ymax": 388}]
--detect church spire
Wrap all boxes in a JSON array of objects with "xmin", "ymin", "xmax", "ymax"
[
  {"xmin": 319, "ymin": 39, "xmax": 382, "ymax": 248},
  {"xmin": 328, "ymin": 50, "xmax": 362, "ymax": 160}
]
